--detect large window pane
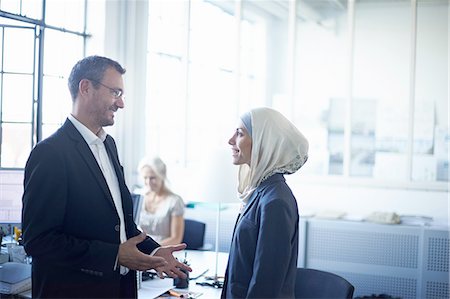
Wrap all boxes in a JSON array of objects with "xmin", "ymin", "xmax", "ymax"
[
  {"xmin": 0, "ymin": 0, "xmax": 42, "ymax": 18},
  {"xmin": 190, "ymin": 1, "xmax": 235, "ymax": 70},
  {"xmin": 354, "ymin": 0, "xmax": 411, "ymax": 179},
  {"xmin": 0, "ymin": 0, "xmax": 20, "ymax": 14},
  {"xmin": 2, "ymin": 74, "xmax": 33, "ymax": 122},
  {"xmin": 42, "ymin": 75, "xmax": 72, "ymax": 125},
  {"xmin": 146, "ymin": 54, "xmax": 185, "ymax": 163},
  {"xmin": 1, "ymin": 123, "xmax": 31, "ymax": 168},
  {"xmin": 187, "ymin": 1, "xmax": 237, "ymax": 166},
  {"xmin": 3, "ymin": 27, "xmax": 35, "ymax": 73},
  {"xmin": 0, "ymin": 29, "xmax": 2, "ymax": 70},
  {"xmin": 44, "ymin": 29, "xmax": 84, "ymax": 77},
  {"xmin": 295, "ymin": 0, "xmax": 348, "ymax": 176},
  {"xmin": 242, "ymin": 0, "xmax": 290, "ymax": 114},
  {"xmin": 413, "ymin": 0, "xmax": 449, "ymax": 182},
  {"xmin": 148, "ymin": 0, "xmax": 187, "ymax": 57},
  {"xmin": 240, "ymin": 1, "xmax": 267, "ymax": 112},
  {"xmin": 147, "ymin": 0, "xmax": 188, "ymax": 166},
  {"xmin": 45, "ymin": 0, "xmax": 86, "ymax": 32},
  {"xmin": 22, "ymin": 0, "xmax": 43, "ymax": 20},
  {"xmin": 42, "ymin": 124, "xmax": 62, "ymax": 140}
]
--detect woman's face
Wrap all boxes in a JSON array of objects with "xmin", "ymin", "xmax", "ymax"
[
  {"xmin": 228, "ymin": 120, "xmax": 252, "ymax": 166},
  {"xmin": 140, "ymin": 166, "xmax": 163, "ymax": 193}
]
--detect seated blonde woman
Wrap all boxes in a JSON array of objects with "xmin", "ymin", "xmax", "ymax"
[{"xmin": 137, "ymin": 156, "xmax": 185, "ymax": 246}]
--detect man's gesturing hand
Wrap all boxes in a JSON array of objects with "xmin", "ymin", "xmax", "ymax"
[
  {"xmin": 154, "ymin": 244, "xmax": 193, "ymax": 279},
  {"xmin": 118, "ymin": 233, "xmax": 167, "ymax": 271}
]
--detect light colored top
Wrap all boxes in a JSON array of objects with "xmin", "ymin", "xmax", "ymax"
[{"xmin": 139, "ymin": 193, "xmax": 185, "ymax": 242}]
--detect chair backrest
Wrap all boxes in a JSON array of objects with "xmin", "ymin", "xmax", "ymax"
[
  {"xmin": 182, "ymin": 219, "xmax": 206, "ymax": 250},
  {"xmin": 295, "ymin": 268, "xmax": 355, "ymax": 299},
  {"xmin": 130, "ymin": 193, "xmax": 143, "ymax": 223}
]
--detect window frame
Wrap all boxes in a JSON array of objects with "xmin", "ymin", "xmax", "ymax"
[{"xmin": 0, "ymin": 2, "xmax": 89, "ymax": 170}]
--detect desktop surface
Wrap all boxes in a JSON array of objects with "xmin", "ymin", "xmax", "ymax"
[
  {"xmin": 14, "ymin": 250, "xmax": 228, "ymax": 299},
  {"xmin": 140, "ymin": 250, "xmax": 228, "ymax": 298}
]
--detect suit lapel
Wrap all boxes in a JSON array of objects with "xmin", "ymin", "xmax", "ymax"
[
  {"xmin": 104, "ymin": 135, "xmax": 134, "ymax": 227},
  {"xmin": 239, "ymin": 190, "xmax": 259, "ymax": 220},
  {"xmin": 63, "ymin": 120, "xmax": 117, "ymax": 212},
  {"xmin": 103, "ymin": 135, "xmax": 125, "ymax": 189}
]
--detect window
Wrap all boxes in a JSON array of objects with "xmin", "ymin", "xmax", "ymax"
[
  {"xmin": 146, "ymin": 0, "xmax": 263, "ymax": 169},
  {"xmin": 0, "ymin": 1, "xmax": 87, "ymax": 169},
  {"xmin": 144, "ymin": 0, "xmax": 448, "ymax": 189}
]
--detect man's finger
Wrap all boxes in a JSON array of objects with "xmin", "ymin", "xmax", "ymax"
[
  {"xmin": 176, "ymin": 260, "xmax": 192, "ymax": 272},
  {"xmin": 169, "ymin": 267, "xmax": 186, "ymax": 279},
  {"xmin": 168, "ymin": 243, "xmax": 187, "ymax": 252}
]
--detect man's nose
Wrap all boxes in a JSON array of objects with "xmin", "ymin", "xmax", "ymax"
[{"xmin": 116, "ymin": 98, "xmax": 125, "ymax": 108}]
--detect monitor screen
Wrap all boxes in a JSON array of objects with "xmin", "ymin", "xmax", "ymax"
[{"xmin": 0, "ymin": 169, "xmax": 24, "ymax": 224}]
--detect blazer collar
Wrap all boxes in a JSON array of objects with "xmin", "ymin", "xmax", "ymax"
[{"xmin": 239, "ymin": 173, "xmax": 285, "ymax": 218}]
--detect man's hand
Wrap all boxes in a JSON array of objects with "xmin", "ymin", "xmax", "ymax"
[
  {"xmin": 154, "ymin": 244, "xmax": 193, "ymax": 279},
  {"xmin": 118, "ymin": 233, "xmax": 167, "ymax": 271}
]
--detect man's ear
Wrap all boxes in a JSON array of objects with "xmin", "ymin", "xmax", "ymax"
[{"xmin": 78, "ymin": 79, "xmax": 91, "ymax": 97}]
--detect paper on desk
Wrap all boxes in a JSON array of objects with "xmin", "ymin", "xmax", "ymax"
[{"xmin": 139, "ymin": 277, "xmax": 173, "ymax": 299}]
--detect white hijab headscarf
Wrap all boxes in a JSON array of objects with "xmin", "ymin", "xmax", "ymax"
[{"xmin": 237, "ymin": 107, "xmax": 309, "ymax": 205}]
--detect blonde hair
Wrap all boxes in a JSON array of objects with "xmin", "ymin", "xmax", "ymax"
[{"xmin": 138, "ymin": 156, "xmax": 172, "ymax": 193}]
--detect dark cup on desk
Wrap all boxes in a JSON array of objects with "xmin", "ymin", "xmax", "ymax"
[{"xmin": 174, "ymin": 268, "xmax": 189, "ymax": 289}]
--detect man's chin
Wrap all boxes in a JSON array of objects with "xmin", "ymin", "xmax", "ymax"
[{"xmin": 102, "ymin": 119, "xmax": 115, "ymax": 127}]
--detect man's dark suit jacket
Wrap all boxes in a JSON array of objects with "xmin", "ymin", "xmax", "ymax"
[
  {"xmin": 221, "ymin": 174, "xmax": 299, "ymax": 298},
  {"xmin": 22, "ymin": 119, "xmax": 159, "ymax": 298}
]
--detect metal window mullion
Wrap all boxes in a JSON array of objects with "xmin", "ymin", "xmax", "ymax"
[
  {"xmin": 234, "ymin": 0, "xmax": 242, "ymax": 120},
  {"xmin": 31, "ymin": 26, "xmax": 38, "ymax": 149},
  {"xmin": 35, "ymin": 0, "xmax": 46, "ymax": 143},
  {"xmin": 407, "ymin": 0, "xmax": 418, "ymax": 181},
  {"xmin": 0, "ymin": 27, "xmax": 4, "ymax": 166},
  {"xmin": 83, "ymin": 0, "xmax": 88, "ymax": 57},
  {"xmin": 182, "ymin": 0, "xmax": 192, "ymax": 168},
  {"xmin": 287, "ymin": 0, "xmax": 297, "ymax": 121},
  {"xmin": 344, "ymin": 0, "xmax": 355, "ymax": 177}
]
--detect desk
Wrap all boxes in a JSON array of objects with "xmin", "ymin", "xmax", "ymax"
[
  {"xmin": 13, "ymin": 250, "xmax": 228, "ymax": 299},
  {"xmin": 139, "ymin": 250, "xmax": 228, "ymax": 299}
]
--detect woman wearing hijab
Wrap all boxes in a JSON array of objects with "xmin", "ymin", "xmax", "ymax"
[{"xmin": 221, "ymin": 107, "xmax": 309, "ymax": 299}]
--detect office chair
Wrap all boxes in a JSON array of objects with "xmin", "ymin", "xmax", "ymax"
[
  {"xmin": 182, "ymin": 219, "xmax": 207, "ymax": 250},
  {"xmin": 130, "ymin": 193, "xmax": 143, "ymax": 223},
  {"xmin": 295, "ymin": 268, "xmax": 355, "ymax": 299}
]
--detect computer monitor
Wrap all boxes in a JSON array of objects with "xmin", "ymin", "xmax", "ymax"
[{"xmin": 0, "ymin": 169, "xmax": 24, "ymax": 224}]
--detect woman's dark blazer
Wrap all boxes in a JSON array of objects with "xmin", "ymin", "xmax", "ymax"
[
  {"xmin": 221, "ymin": 173, "xmax": 299, "ymax": 299},
  {"xmin": 22, "ymin": 119, "xmax": 159, "ymax": 298}
]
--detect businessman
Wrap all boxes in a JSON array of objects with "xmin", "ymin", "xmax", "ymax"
[{"xmin": 22, "ymin": 55, "xmax": 191, "ymax": 298}]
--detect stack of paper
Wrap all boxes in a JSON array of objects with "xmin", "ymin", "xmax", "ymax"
[{"xmin": 0, "ymin": 262, "xmax": 31, "ymax": 294}]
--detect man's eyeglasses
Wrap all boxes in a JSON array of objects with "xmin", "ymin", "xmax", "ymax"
[{"xmin": 88, "ymin": 79, "xmax": 124, "ymax": 99}]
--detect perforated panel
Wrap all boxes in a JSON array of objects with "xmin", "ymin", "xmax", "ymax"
[
  {"xmin": 308, "ymin": 227, "xmax": 419, "ymax": 268},
  {"xmin": 341, "ymin": 271, "xmax": 417, "ymax": 299},
  {"xmin": 427, "ymin": 237, "xmax": 450, "ymax": 272},
  {"xmin": 425, "ymin": 281, "xmax": 449, "ymax": 299}
]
